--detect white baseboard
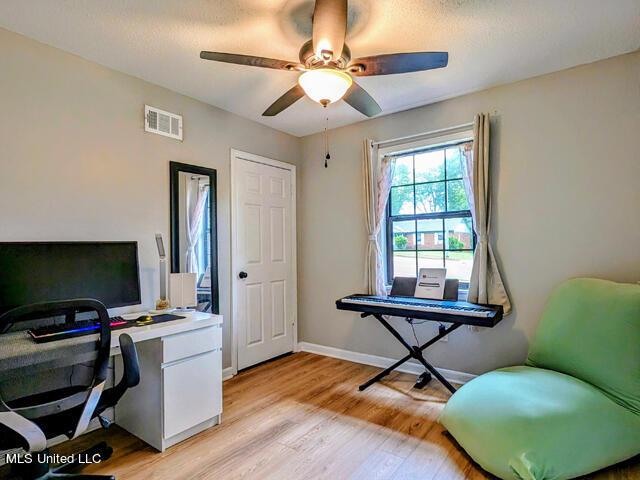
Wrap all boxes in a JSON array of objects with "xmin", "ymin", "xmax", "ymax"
[
  {"xmin": 297, "ymin": 342, "xmax": 476, "ymax": 385},
  {"xmin": 222, "ymin": 367, "xmax": 235, "ymax": 381}
]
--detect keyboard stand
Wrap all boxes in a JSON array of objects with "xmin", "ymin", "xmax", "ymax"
[{"xmin": 358, "ymin": 313, "xmax": 462, "ymax": 394}]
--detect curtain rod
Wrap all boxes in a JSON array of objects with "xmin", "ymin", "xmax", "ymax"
[{"xmin": 372, "ymin": 122, "xmax": 474, "ymax": 149}]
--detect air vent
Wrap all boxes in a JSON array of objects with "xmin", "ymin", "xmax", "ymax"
[{"xmin": 145, "ymin": 105, "xmax": 183, "ymax": 141}]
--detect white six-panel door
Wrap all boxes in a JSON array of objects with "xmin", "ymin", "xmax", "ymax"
[{"xmin": 232, "ymin": 152, "xmax": 295, "ymax": 370}]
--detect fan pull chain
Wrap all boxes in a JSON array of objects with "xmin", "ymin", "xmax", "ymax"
[{"xmin": 324, "ymin": 115, "xmax": 330, "ymax": 168}]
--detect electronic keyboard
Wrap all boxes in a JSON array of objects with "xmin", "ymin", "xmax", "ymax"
[{"xmin": 336, "ymin": 294, "xmax": 503, "ymax": 327}]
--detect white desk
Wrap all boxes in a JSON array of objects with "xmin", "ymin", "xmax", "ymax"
[
  {"xmin": 115, "ymin": 312, "xmax": 223, "ymax": 451},
  {"xmin": 0, "ymin": 312, "xmax": 223, "ymax": 452}
]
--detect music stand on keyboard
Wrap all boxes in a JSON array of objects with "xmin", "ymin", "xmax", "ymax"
[{"xmin": 391, "ymin": 276, "xmax": 459, "ymax": 299}]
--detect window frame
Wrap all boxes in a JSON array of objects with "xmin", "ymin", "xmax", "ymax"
[{"xmin": 385, "ymin": 139, "xmax": 475, "ymax": 288}]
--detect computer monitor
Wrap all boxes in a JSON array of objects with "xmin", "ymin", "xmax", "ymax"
[{"xmin": 0, "ymin": 241, "xmax": 141, "ymax": 315}]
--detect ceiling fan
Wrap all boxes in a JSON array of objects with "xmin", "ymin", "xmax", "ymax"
[{"xmin": 200, "ymin": 0, "xmax": 448, "ymax": 117}]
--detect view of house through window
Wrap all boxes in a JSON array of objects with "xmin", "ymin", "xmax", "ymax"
[{"xmin": 386, "ymin": 140, "xmax": 474, "ymax": 287}]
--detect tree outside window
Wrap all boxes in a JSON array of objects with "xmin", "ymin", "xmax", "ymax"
[{"xmin": 386, "ymin": 141, "xmax": 474, "ymax": 287}]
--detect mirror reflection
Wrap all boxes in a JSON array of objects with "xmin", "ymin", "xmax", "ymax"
[{"xmin": 170, "ymin": 163, "xmax": 218, "ymax": 313}]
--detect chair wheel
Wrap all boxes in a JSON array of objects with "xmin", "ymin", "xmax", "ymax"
[{"xmin": 92, "ymin": 441, "xmax": 114, "ymax": 462}]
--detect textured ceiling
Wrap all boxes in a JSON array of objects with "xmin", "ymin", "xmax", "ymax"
[{"xmin": 1, "ymin": 0, "xmax": 638, "ymax": 137}]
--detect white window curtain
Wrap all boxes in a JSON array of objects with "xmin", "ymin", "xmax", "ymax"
[
  {"xmin": 185, "ymin": 179, "xmax": 209, "ymax": 274},
  {"xmin": 363, "ymin": 139, "xmax": 396, "ymax": 295},
  {"xmin": 462, "ymin": 113, "xmax": 512, "ymax": 314}
]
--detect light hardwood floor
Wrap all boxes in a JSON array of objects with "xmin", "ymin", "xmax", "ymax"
[{"xmin": 5, "ymin": 352, "xmax": 640, "ymax": 479}]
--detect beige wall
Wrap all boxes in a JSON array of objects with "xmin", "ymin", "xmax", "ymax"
[
  {"xmin": 2, "ymin": 24, "xmax": 639, "ymax": 378},
  {"xmin": 0, "ymin": 28, "xmax": 301, "ymax": 370},
  {"xmin": 297, "ymin": 51, "xmax": 640, "ymax": 375}
]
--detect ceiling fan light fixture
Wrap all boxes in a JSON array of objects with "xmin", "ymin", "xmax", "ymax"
[
  {"xmin": 298, "ymin": 68, "xmax": 353, "ymax": 106},
  {"xmin": 201, "ymin": 1, "xmax": 449, "ymax": 117}
]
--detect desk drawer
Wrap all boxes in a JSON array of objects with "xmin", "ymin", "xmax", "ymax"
[
  {"xmin": 162, "ymin": 326, "xmax": 221, "ymax": 363},
  {"xmin": 162, "ymin": 349, "xmax": 222, "ymax": 439}
]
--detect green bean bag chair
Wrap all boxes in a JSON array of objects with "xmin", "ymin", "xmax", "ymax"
[{"xmin": 440, "ymin": 278, "xmax": 640, "ymax": 479}]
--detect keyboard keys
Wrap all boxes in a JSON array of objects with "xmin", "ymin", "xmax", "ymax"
[{"xmin": 340, "ymin": 295, "xmax": 495, "ymax": 318}]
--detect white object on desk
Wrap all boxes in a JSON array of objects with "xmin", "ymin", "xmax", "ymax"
[
  {"xmin": 414, "ymin": 268, "xmax": 447, "ymax": 300},
  {"xmin": 170, "ymin": 272, "xmax": 197, "ymax": 311},
  {"xmin": 113, "ymin": 312, "xmax": 223, "ymax": 452}
]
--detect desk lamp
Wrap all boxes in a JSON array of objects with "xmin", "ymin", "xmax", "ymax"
[{"xmin": 154, "ymin": 234, "xmax": 171, "ymax": 312}]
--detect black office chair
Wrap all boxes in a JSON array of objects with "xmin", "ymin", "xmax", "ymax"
[{"xmin": 0, "ymin": 299, "xmax": 140, "ymax": 480}]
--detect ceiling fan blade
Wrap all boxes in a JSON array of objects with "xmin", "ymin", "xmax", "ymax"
[
  {"xmin": 343, "ymin": 81, "xmax": 381, "ymax": 117},
  {"xmin": 200, "ymin": 51, "xmax": 301, "ymax": 71},
  {"xmin": 262, "ymin": 84, "xmax": 305, "ymax": 116},
  {"xmin": 312, "ymin": 0, "xmax": 347, "ymax": 60},
  {"xmin": 348, "ymin": 52, "xmax": 448, "ymax": 76}
]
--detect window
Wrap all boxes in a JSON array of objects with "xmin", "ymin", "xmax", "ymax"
[{"xmin": 386, "ymin": 141, "xmax": 474, "ymax": 287}]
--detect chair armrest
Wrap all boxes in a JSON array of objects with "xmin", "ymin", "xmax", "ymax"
[
  {"xmin": 118, "ymin": 333, "xmax": 140, "ymax": 389},
  {"xmin": 0, "ymin": 409, "xmax": 47, "ymax": 452},
  {"xmin": 95, "ymin": 333, "xmax": 140, "ymax": 415}
]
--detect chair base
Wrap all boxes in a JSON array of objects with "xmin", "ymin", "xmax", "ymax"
[{"xmin": 10, "ymin": 441, "xmax": 115, "ymax": 480}]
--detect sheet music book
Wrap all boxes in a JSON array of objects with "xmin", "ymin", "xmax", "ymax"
[{"xmin": 414, "ymin": 268, "xmax": 447, "ymax": 300}]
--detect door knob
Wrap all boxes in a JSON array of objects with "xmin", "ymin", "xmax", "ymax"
[{"xmin": 239, "ymin": 271, "xmax": 248, "ymax": 279}]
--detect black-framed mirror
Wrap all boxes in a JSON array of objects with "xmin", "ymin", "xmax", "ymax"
[{"xmin": 169, "ymin": 161, "xmax": 219, "ymax": 314}]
